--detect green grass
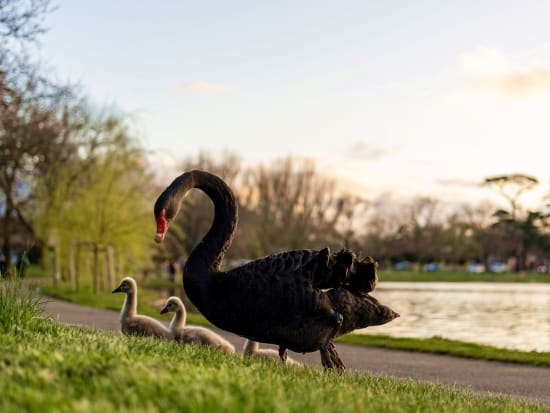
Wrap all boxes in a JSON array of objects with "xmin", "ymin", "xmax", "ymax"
[
  {"xmin": 379, "ymin": 270, "xmax": 550, "ymax": 283},
  {"xmin": 337, "ymin": 334, "xmax": 550, "ymax": 367},
  {"xmin": 0, "ymin": 277, "xmax": 46, "ymax": 333},
  {"xmin": 1, "ymin": 319, "xmax": 547, "ymax": 412}
]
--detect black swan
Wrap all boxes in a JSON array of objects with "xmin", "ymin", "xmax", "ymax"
[
  {"xmin": 154, "ymin": 170, "xmax": 399, "ymax": 369},
  {"xmin": 327, "ymin": 257, "xmax": 400, "ymax": 337}
]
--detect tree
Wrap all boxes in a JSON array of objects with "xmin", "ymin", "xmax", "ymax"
[
  {"xmin": 483, "ymin": 174, "xmax": 540, "ymax": 271},
  {"xmin": 0, "ymin": 0, "xmax": 51, "ymax": 41},
  {"xmin": 0, "ymin": 0, "xmax": 52, "ymax": 64},
  {"xmin": 245, "ymin": 157, "xmax": 366, "ymax": 255},
  {"xmin": 483, "ymin": 174, "xmax": 538, "ymax": 220},
  {"xmin": 0, "ymin": 0, "xmax": 77, "ymax": 274},
  {"xmin": 0, "ymin": 67, "xmax": 82, "ymax": 272},
  {"xmin": 32, "ymin": 116, "xmax": 153, "ymax": 291}
]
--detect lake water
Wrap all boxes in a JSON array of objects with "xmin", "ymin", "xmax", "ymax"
[{"xmin": 364, "ymin": 282, "xmax": 550, "ymax": 352}]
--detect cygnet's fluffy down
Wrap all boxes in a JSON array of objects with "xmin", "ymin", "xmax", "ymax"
[
  {"xmin": 161, "ymin": 296, "xmax": 235, "ymax": 354},
  {"xmin": 243, "ymin": 339, "xmax": 300, "ymax": 365},
  {"xmin": 112, "ymin": 277, "xmax": 171, "ymax": 338}
]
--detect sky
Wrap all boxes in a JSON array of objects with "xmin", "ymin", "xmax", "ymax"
[{"xmin": 38, "ymin": 0, "xmax": 550, "ymax": 209}]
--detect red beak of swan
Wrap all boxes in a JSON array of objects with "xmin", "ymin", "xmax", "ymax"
[{"xmin": 155, "ymin": 209, "xmax": 168, "ymax": 243}]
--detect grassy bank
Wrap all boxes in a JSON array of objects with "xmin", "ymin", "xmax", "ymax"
[
  {"xmin": 40, "ymin": 282, "xmax": 550, "ymax": 368},
  {"xmin": 0, "ymin": 295, "xmax": 546, "ymax": 412},
  {"xmin": 379, "ymin": 270, "xmax": 550, "ymax": 283},
  {"xmin": 5, "ymin": 322, "xmax": 546, "ymax": 413},
  {"xmin": 337, "ymin": 334, "xmax": 550, "ymax": 367}
]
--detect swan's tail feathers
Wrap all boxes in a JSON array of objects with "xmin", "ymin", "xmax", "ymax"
[
  {"xmin": 307, "ymin": 247, "xmax": 336, "ymax": 289},
  {"xmin": 332, "ymin": 248, "xmax": 356, "ymax": 285},
  {"xmin": 308, "ymin": 248, "xmax": 356, "ymax": 289},
  {"xmin": 347, "ymin": 256, "xmax": 378, "ymax": 293}
]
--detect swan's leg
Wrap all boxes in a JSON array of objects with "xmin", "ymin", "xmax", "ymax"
[
  {"xmin": 319, "ymin": 347, "xmax": 334, "ymax": 369},
  {"xmin": 278, "ymin": 346, "xmax": 288, "ymax": 363},
  {"xmin": 318, "ymin": 312, "xmax": 345, "ymax": 370},
  {"xmin": 327, "ymin": 343, "xmax": 345, "ymax": 370}
]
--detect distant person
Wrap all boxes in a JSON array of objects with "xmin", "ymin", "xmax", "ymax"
[
  {"xmin": 0, "ymin": 253, "xmax": 7, "ymax": 277},
  {"xmin": 168, "ymin": 259, "xmax": 177, "ymax": 283}
]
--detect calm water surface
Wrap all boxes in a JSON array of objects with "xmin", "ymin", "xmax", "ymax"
[{"xmin": 364, "ymin": 282, "xmax": 550, "ymax": 352}]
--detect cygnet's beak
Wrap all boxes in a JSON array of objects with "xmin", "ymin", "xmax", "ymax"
[
  {"xmin": 112, "ymin": 286, "xmax": 123, "ymax": 294},
  {"xmin": 160, "ymin": 306, "xmax": 169, "ymax": 314}
]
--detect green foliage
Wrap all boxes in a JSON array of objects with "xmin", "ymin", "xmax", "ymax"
[
  {"xmin": 338, "ymin": 334, "xmax": 550, "ymax": 367},
  {"xmin": 0, "ymin": 278, "xmax": 46, "ymax": 333},
  {"xmin": 1, "ymin": 320, "xmax": 546, "ymax": 412},
  {"xmin": 32, "ymin": 116, "xmax": 155, "ymax": 280},
  {"xmin": 379, "ymin": 270, "xmax": 550, "ymax": 283},
  {"xmin": 67, "ymin": 150, "xmax": 152, "ymax": 266}
]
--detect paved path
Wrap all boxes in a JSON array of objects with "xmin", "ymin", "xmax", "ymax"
[{"xmin": 44, "ymin": 299, "xmax": 550, "ymax": 408}]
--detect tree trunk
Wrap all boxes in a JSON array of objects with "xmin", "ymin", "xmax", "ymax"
[
  {"xmin": 69, "ymin": 241, "xmax": 76, "ymax": 290},
  {"xmin": 93, "ymin": 244, "xmax": 99, "ymax": 294},
  {"xmin": 2, "ymin": 205, "xmax": 13, "ymax": 276},
  {"xmin": 75, "ymin": 242, "xmax": 81, "ymax": 291},
  {"xmin": 106, "ymin": 245, "xmax": 115, "ymax": 291},
  {"xmin": 54, "ymin": 242, "xmax": 62, "ymax": 286}
]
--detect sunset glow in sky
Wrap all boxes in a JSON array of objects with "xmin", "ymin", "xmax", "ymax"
[{"xmin": 40, "ymin": 1, "xmax": 550, "ymax": 208}]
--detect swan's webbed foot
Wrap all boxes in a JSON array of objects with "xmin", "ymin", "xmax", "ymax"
[{"xmin": 278, "ymin": 346, "xmax": 288, "ymax": 363}]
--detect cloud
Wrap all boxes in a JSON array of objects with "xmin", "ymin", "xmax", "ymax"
[
  {"xmin": 460, "ymin": 47, "xmax": 550, "ymax": 94},
  {"xmin": 345, "ymin": 141, "xmax": 389, "ymax": 160},
  {"xmin": 473, "ymin": 69, "xmax": 550, "ymax": 94},
  {"xmin": 176, "ymin": 80, "xmax": 235, "ymax": 95},
  {"xmin": 460, "ymin": 48, "xmax": 510, "ymax": 76}
]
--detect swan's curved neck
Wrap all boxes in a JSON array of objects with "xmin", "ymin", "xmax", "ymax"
[
  {"xmin": 170, "ymin": 305, "xmax": 187, "ymax": 330},
  {"xmin": 169, "ymin": 170, "xmax": 238, "ymax": 273},
  {"xmin": 121, "ymin": 291, "xmax": 137, "ymax": 319}
]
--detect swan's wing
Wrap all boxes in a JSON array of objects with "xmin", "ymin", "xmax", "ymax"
[
  {"xmin": 230, "ymin": 248, "xmax": 355, "ymax": 289},
  {"xmin": 231, "ymin": 249, "xmax": 319, "ymax": 274}
]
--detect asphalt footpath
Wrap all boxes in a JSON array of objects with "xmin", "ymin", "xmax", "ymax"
[{"xmin": 43, "ymin": 298, "xmax": 550, "ymax": 408}]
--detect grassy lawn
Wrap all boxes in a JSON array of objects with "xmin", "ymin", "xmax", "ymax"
[
  {"xmin": 379, "ymin": 270, "xmax": 550, "ymax": 283},
  {"xmin": 1, "ymin": 281, "xmax": 547, "ymax": 412}
]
